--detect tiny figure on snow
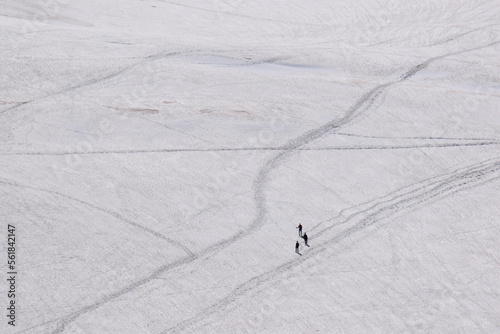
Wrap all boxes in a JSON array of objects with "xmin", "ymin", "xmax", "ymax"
[
  {"xmin": 297, "ymin": 223, "xmax": 303, "ymax": 237},
  {"xmin": 295, "ymin": 241, "xmax": 300, "ymax": 254},
  {"xmin": 303, "ymin": 233, "xmax": 309, "ymax": 246}
]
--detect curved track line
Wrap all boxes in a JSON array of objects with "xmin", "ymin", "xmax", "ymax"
[
  {"xmin": 0, "ymin": 50, "xmax": 187, "ymax": 116},
  {"xmin": 52, "ymin": 41, "xmax": 499, "ymax": 333},
  {"xmin": 308, "ymin": 157, "xmax": 500, "ymax": 235},
  {"xmin": 0, "ymin": 179, "xmax": 193, "ymax": 256},
  {"xmin": 313, "ymin": 159, "xmax": 500, "ymax": 239},
  {"xmin": 165, "ymin": 157, "xmax": 500, "ymax": 333},
  {"xmin": 335, "ymin": 132, "xmax": 500, "ymax": 142},
  {"xmin": 16, "ymin": 318, "xmax": 62, "ymax": 334},
  {"xmin": 309, "ymin": 142, "xmax": 499, "ymax": 150}
]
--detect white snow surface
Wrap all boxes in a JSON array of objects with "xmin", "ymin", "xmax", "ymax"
[{"xmin": 1, "ymin": 1, "xmax": 500, "ymax": 333}]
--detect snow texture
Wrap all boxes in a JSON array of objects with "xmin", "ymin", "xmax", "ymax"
[{"xmin": 1, "ymin": 0, "xmax": 499, "ymax": 333}]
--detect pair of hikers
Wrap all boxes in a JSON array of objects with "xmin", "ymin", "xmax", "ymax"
[{"xmin": 295, "ymin": 224, "xmax": 308, "ymax": 254}]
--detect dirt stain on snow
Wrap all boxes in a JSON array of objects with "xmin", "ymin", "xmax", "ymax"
[
  {"xmin": 229, "ymin": 110, "xmax": 250, "ymax": 115},
  {"xmin": 106, "ymin": 106, "xmax": 159, "ymax": 114},
  {"xmin": 0, "ymin": 101, "xmax": 28, "ymax": 105},
  {"xmin": 197, "ymin": 109, "xmax": 250, "ymax": 116}
]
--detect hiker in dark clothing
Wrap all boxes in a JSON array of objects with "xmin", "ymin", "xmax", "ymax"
[
  {"xmin": 295, "ymin": 241, "xmax": 300, "ymax": 254},
  {"xmin": 303, "ymin": 233, "xmax": 309, "ymax": 246},
  {"xmin": 297, "ymin": 224, "xmax": 302, "ymax": 237}
]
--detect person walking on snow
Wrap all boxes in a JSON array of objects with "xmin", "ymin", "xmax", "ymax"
[
  {"xmin": 297, "ymin": 223, "xmax": 303, "ymax": 237},
  {"xmin": 303, "ymin": 233, "xmax": 309, "ymax": 246},
  {"xmin": 295, "ymin": 241, "xmax": 300, "ymax": 254}
]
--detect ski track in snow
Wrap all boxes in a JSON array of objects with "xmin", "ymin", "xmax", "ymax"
[
  {"xmin": 334, "ymin": 132, "xmax": 500, "ymax": 142},
  {"xmin": 45, "ymin": 40, "xmax": 499, "ymax": 333},
  {"xmin": 0, "ymin": 50, "xmax": 189, "ymax": 116},
  {"xmin": 0, "ymin": 179, "xmax": 194, "ymax": 256},
  {"xmin": 1, "ymin": 141, "xmax": 499, "ymax": 156},
  {"xmin": 0, "ymin": 49, "xmax": 291, "ymax": 118},
  {"xmin": 312, "ymin": 157, "xmax": 500, "ymax": 238},
  {"xmin": 308, "ymin": 158, "xmax": 500, "ymax": 236}
]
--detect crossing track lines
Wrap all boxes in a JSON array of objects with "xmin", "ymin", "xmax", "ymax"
[{"xmin": 51, "ymin": 40, "xmax": 500, "ymax": 333}]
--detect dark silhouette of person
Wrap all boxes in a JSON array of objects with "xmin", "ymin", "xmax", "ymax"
[
  {"xmin": 297, "ymin": 224, "xmax": 303, "ymax": 236},
  {"xmin": 303, "ymin": 233, "xmax": 309, "ymax": 246},
  {"xmin": 295, "ymin": 241, "xmax": 300, "ymax": 254}
]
